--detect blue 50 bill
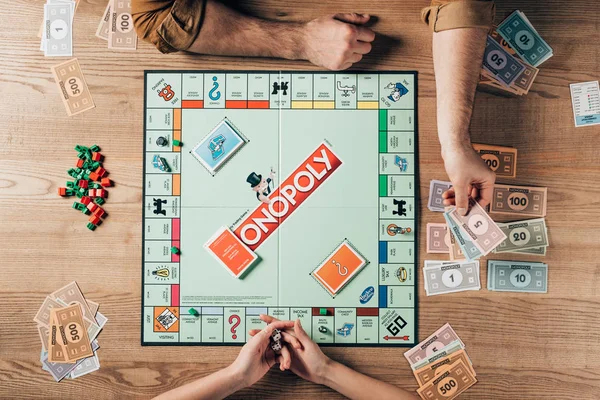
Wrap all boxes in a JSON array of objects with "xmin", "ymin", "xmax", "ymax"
[
  {"xmin": 497, "ymin": 11, "xmax": 553, "ymax": 67},
  {"xmin": 482, "ymin": 36, "xmax": 525, "ymax": 86}
]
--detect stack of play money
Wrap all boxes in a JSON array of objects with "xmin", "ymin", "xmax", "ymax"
[
  {"xmin": 423, "ymin": 260, "xmax": 481, "ymax": 296},
  {"xmin": 493, "ymin": 218, "xmax": 549, "ymax": 255},
  {"xmin": 426, "ymin": 180, "xmax": 549, "ymax": 259},
  {"xmin": 487, "ymin": 260, "xmax": 548, "ymax": 293},
  {"xmin": 479, "ymin": 10, "xmax": 553, "ymax": 96},
  {"xmin": 95, "ymin": 0, "xmax": 138, "ymax": 50},
  {"xmin": 497, "ymin": 11, "xmax": 553, "ymax": 67},
  {"xmin": 489, "ymin": 183, "xmax": 549, "ymax": 255},
  {"xmin": 34, "ymin": 282, "xmax": 108, "ymax": 382},
  {"xmin": 405, "ymin": 324, "xmax": 477, "ymax": 399},
  {"xmin": 39, "ymin": 0, "xmax": 78, "ymax": 57}
]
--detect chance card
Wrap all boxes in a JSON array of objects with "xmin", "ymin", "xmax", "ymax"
[
  {"xmin": 311, "ymin": 240, "xmax": 368, "ymax": 297},
  {"xmin": 205, "ymin": 226, "xmax": 258, "ymax": 278},
  {"xmin": 191, "ymin": 117, "xmax": 248, "ymax": 175}
]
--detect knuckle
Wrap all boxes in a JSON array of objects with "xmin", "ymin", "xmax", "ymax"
[{"xmin": 343, "ymin": 24, "xmax": 357, "ymax": 39}]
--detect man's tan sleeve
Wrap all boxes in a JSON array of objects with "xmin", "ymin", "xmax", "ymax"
[
  {"xmin": 132, "ymin": 0, "xmax": 207, "ymax": 53},
  {"xmin": 421, "ymin": 0, "xmax": 495, "ymax": 32}
]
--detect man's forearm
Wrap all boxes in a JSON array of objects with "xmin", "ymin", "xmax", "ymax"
[
  {"xmin": 322, "ymin": 360, "xmax": 418, "ymax": 400},
  {"xmin": 188, "ymin": 0, "xmax": 304, "ymax": 60},
  {"xmin": 433, "ymin": 27, "xmax": 488, "ymax": 154}
]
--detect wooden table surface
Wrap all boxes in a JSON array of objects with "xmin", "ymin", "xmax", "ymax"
[{"xmin": 1, "ymin": 0, "xmax": 599, "ymax": 398}]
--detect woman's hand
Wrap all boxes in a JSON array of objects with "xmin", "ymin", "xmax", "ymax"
[
  {"xmin": 249, "ymin": 315, "xmax": 332, "ymax": 385},
  {"xmin": 229, "ymin": 320, "xmax": 295, "ymax": 388}
]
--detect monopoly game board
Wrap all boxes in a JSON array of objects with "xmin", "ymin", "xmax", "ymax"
[{"xmin": 142, "ymin": 71, "xmax": 418, "ymax": 346}]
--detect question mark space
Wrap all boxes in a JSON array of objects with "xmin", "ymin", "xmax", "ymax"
[{"xmin": 229, "ymin": 314, "xmax": 241, "ymax": 339}]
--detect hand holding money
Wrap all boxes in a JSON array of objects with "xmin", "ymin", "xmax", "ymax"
[{"xmin": 441, "ymin": 143, "xmax": 496, "ymax": 215}]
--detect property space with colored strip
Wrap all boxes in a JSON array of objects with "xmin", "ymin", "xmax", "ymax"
[{"xmin": 142, "ymin": 71, "xmax": 418, "ymax": 346}]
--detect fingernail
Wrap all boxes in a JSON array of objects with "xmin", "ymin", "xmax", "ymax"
[
  {"xmin": 297, "ymin": 318, "xmax": 302, "ymax": 328},
  {"xmin": 458, "ymin": 208, "xmax": 467, "ymax": 216}
]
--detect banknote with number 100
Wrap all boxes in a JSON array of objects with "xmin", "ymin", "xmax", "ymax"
[
  {"xmin": 109, "ymin": 0, "xmax": 138, "ymax": 50},
  {"xmin": 490, "ymin": 184, "xmax": 547, "ymax": 217}
]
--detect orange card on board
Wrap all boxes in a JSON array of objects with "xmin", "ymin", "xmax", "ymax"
[
  {"xmin": 311, "ymin": 240, "xmax": 368, "ymax": 297},
  {"xmin": 205, "ymin": 226, "xmax": 259, "ymax": 278}
]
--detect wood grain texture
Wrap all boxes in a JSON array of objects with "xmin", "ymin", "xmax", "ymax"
[{"xmin": 0, "ymin": 0, "xmax": 599, "ymax": 398}]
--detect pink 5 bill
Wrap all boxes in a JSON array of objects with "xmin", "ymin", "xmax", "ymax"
[{"xmin": 447, "ymin": 199, "xmax": 506, "ymax": 255}]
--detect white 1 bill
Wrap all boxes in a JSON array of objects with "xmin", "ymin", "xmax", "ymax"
[
  {"xmin": 44, "ymin": 3, "xmax": 73, "ymax": 57},
  {"xmin": 40, "ymin": 0, "xmax": 76, "ymax": 47},
  {"xmin": 109, "ymin": 0, "xmax": 138, "ymax": 50},
  {"xmin": 424, "ymin": 260, "xmax": 480, "ymax": 296}
]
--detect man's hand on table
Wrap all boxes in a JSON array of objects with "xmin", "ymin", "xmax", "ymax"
[
  {"xmin": 301, "ymin": 13, "xmax": 375, "ymax": 70},
  {"xmin": 441, "ymin": 141, "xmax": 496, "ymax": 215}
]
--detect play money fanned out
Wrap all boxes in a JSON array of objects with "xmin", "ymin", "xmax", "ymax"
[
  {"xmin": 413, "ymin": 349, "xmax": 476, "ymax": 387},
  {"xmin": 443, "ymin": 210, "xmax": 482, "ymax": 261},
  {"xmin": 416, "ymin": 359, "xmax": 477, "ymax": 400},
  {"xmin": 404, "ymin": 323, "xmax": 465, "ymax": 366},
  {"xmin": 446, "ymin": 200, "xmax": 506, "ymax": 256}
]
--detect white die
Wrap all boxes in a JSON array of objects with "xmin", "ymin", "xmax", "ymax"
[
  {"xmin": 271, "ymin": 329, "xmax": 282, "ymax": 342},
  {"xmin": 271, "ymin": 340, "xmax": 282, "ymax": 352}
]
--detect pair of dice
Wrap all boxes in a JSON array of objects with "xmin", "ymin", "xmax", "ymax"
[{"xmin": 270, "ymin": 329, "xmax": 282, "ymax": 352}]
